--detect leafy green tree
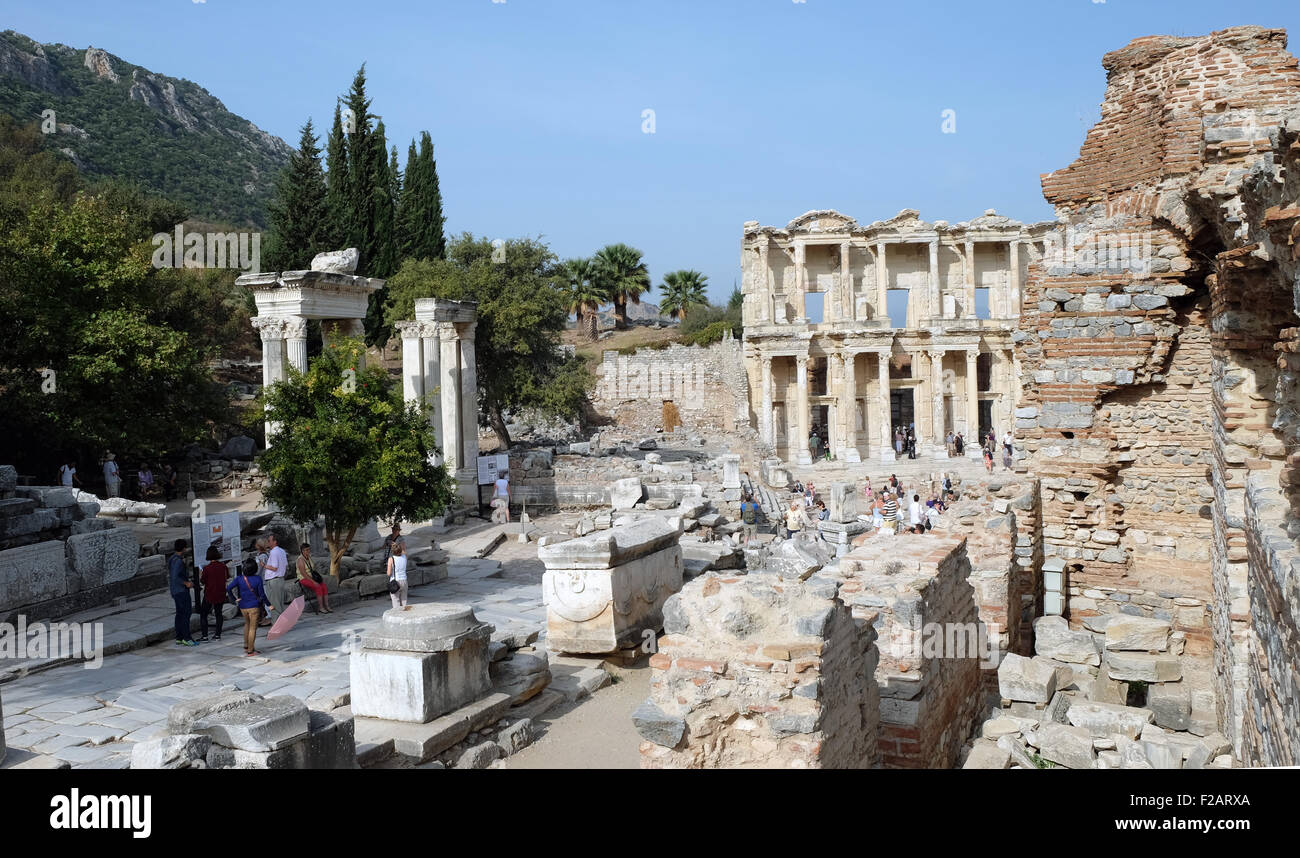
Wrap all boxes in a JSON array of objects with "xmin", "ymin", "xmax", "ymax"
[
  {"xmin": 384, "ymin": 235, "xmax": 592, "ymax": 448},
  {"xmin": 563, "ymin": 256, "xmax": 606, "ymax": 341},
  {"xmin": 264, "ymin": 119, "xmax": 329, "ymax": 271},
  {"xmin": 593, "ymin": 243, "xmax": 651, "ymax": 330},
  {"xmin": 258, "ymin": 337, "xmax": 455, "ymax": 579},
  {"xmin": 658, "ymin": 269, "xmax": 709, "ymax": 321}
]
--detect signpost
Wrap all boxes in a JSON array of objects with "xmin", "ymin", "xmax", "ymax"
[
  {"xmin": 476, "ymin": 454, "xmax": 509, "ymax": 517},
  {"xmin": 190, "ymin": 511, "xmax": 242, "ymax": 604}
]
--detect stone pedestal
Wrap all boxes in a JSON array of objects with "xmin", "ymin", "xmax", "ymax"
[
  {"xmin": 540, "ymin": 518, "xmax": 684, "ymax": 654},
  {"xmin": 816, "ymin": 520, "xmax": 871, "ymax": 556},
  {"xmin": 828, "ymin": 482, "xmax": 858, "ymax": 523},
  {"xmin": 720, "ymin": 454, "xmax": 741, "ymax": 489},
  {"xmin": 350, "ymin": 603, "xmax": 493, "ymax": 723},
  {"xmin": 761, "ymin": 458, "xmax": 790, "ymax": 490}
]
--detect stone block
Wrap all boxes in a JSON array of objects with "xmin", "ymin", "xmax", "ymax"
[
  {"xmin": 1146, "ymin": 682, "xmax": 1191, "ymax": 731},
  {"xmin": 64, "ymin": 527, "xmax": 139, "ymax": 592},
  {"xmin": 191, "ymin": 696, "xmax": 310, "ymax": 752},
  {"xmin": 1066, "ymin": 701, "xmax": 1153, "ymax": 739},
  {"xmin": 963, "ymin": 739, "xmax": 1011, "ymax": 769},
  {"xmin": 168, "ymin": 691, "xmax": 261, "ymax": 733},
  {"xmin": 632, "ymin": 699, "xmax": 686, "ymax": 748},
  {"xmin": 1105, "ymin": 652, "xmax": 1181, "ymax": 683},
  {"xmin": 1036, "ymin": 722, "xmax": 1096, "ymax": 769},
  {"xmin": 131, "ymin": 734, "xmax": 212, "ymax": 769},
  {"xmin": 498, "ymin": 718, "xmax": 535, "ymax": 754},
  {"xmin": 998, "ymin": 653, "xmax": 1057, "ymax": 704},
  {"xmin": 828, "ymin": 482, "xmax": 857, "ymax": 523},
  {"xmin": 1033, "ymin": 615, "xmax": 1100, "ymax": 665},
  {"xmin": 0, "ymin": 541, "xmax": 69, "ymax": 612},
  {"xmin": 490, "ymin": 651, "xmax": 551, "ymax": 704},
  {"xmin": 609, "ymin": 477, "xmax": 644, "ymax": 511},
  {"xmin": 1104, "ymin": 616, "xmax": 1170, "ymax": 652}
]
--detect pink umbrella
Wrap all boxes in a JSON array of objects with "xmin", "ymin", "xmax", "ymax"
[{"xmin": 267, "ymin": 596, "xmax": 306, "ymax": 640}]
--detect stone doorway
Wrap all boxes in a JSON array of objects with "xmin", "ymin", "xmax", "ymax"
[
  {"xmin": 979, "ymin": 399, "xmax": 994, "ymax": 440},
  {"xmin": 890, "ymin": 389, "xmax": 914, "ymax": 435}
]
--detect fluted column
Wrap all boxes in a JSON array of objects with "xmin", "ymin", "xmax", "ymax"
[
  {"xmin": 794, "ymin": 242, "xmax": 807, "ymax": 323},
  {"xmin": 285, "ymin": 316, "xmax": 308, "ymax": 374},
  {"xmin": 964, "ymin": 240, "xmax": 976, "ymax": 318},
  {"xmin": 758, "ymin": 243, "xmax": 771, "ymax": 323},
  {"xmin": 929, "ymin": 349, "xmax": 946, "ymax": 453},
  {"xmin": 439, "ymin": 322, "xmax": 462, "ymax": 473},
  {"xmin": 875, "ymin": 242, "xmax": 888, "ymax": 323},
  {"xmin": 877, "ymin": 350, "xmax": 895, "ymax": 462},
  {"xmin": 760, "ymin": 355, "xmax": 774, "ymax": 445},
  {"xmin": 1008, "ymin": 240, "xmax": 1021, "ymax": 319},
  {"xmin": 458, "ymin": 322, "xmax": 480, "ymax": 506},
  {"xmin": 965, "ymin": 347, "xmax": 981, "ymax": 456},
  {"xmin": 397, "ymin": 321, "xmax": 423, "ymax": 405},
  {"xmin": 840, "ymin": 241, "xmax": 852, "ymax": 322},
  {"xmin": 251, "ymin": 316, "xmax": 287, "ymax": 445},
  {"xmin": 421, "ymin": 324, "xmax": 442, "ymax": 457},
  {"xmin": 795, "ymin": 355, "xmax": 812, "ymax": 465}
]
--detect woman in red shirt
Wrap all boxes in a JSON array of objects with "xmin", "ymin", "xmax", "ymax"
[{"xmin": 198, "ymin": 545, "xmax": 229, "ymax": 641}]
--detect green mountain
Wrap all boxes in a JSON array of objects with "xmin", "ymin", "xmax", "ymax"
[{"xmin": 0, "ymin": 30, "xmax": 292, "ymax": 227}]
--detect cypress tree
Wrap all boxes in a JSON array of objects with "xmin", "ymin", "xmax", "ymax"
[
  {"xmin": 422, "ymin": 131, "xmax": 446, "ymax": 260},
  {"xmin": 396, "ymin": 131, "xmax": 446, "ymax": 262},
  {"xmin": 323, "ymin": 103, "xmax": 350, "ymax": 251},
  {"xmin": 264, "ymin": 119, "xmax": 328, "ymax": 271},
  {"xmin": 343, "ymin": 65, "xmax": 375, "ymax": 263}
]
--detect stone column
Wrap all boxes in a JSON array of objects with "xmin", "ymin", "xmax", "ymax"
[
  {"xmin": 877, "ymin": 350, "xmax": 895, "ymax": 462},
  {"xmin": 964, "ymin": 240, "xmax": 976, "ymax": 318},
  {"xmin": 760, "ymin": 355, "xmax": 774, "ymax": 445},
  {"xmin": 965, "ymin": 347, "xmax": 981, "ymax": 456},
  {"xmin": 841, "ymin": 351, "xmax": 860, "ymax": 462},
  {"xmin": 397, "ymin": 322, "xmax": 424, "ymax": 405},
  {"xmin": 439, "ymin": 322, "xmax": 462, "ymax": 473},
  {"xmin": 1008, "ymin": 240, "xmax": 1021, "ymax": 319},
  {"xmin": 758, "ymin": 243, "xmax": 771, "ymax": 323},
  {"xmin": 875, "ymin": 242, "xmax": 888, "ymax": 323},
  {"xmin": 826, "ymin": 353, "xmax": 841, "ymax": 455},
  {"xmin": 929, "ymin": 350, "xmax": 946, "ymax": 455},
  {"xmin": 928, "ymin": 239, "xmax": 940, "ymax": 321},
  {"xmin": 252, "ymin": 316, "xmax": 287, "ymax": 445},
  {"xmin": 794, "ymin": 242, "xmax": 807, "ymax": 323},
  {"xmin": 795, "ymin": 355, "xmax": 812, "ymax": 465},
  {"xmin": 421, "ymin": 323, "xmax": 443, "ymax": 455},
  {"xmin": 1000, "ymin": 348, "xmax": 1016, "ymax": 439},
  {"xmin": 840, "ymin": 240, "xmax": 852, "ymax": 322},
  {"xmin": 457, "ymin": 322, "xmax": 480, "ymax": 506},
  {"xmin": 285, "ymin": 316, "xmax": 308, "ymax": 374}
]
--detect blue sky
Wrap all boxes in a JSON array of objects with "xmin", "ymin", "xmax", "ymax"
[{"xmin": 9, "ymin": 0, "xmax": 1300, "ymax": 304}]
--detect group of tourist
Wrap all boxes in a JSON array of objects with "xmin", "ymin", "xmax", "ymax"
[
  {"xmin": 166, "ymin": 522, "xmax": 415, "ymax": 657},
  {"xmin": 893, "ymin": 425, "xmax": 919, "ymax": 459},
  {"xmin": 778, "ymin": 472, "xmax": 959, "ymax": 544},
  {"xmin": 57, "ymin": 456, "xmax": 180, "ymax": 500}
]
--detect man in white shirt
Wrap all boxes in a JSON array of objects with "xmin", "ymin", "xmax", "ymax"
[
  {"xmin": 103, "ymin": 454, "xmax": 120, "ymax": 497},
  {"xmin": 262, "ymin": 532, "xmax": 289, "ymax": 615},
  {"xmin": 59, "ymin": 461, "xmax": 80, "ymax": 488},
  {"xmin": 909, "ymin": 494, "xmax": 924, "ymax": 531}
]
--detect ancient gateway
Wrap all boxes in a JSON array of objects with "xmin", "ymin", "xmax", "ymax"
[{"xmin": 740, "ymin": 209, "xmax": 1054, "ymax": 464}]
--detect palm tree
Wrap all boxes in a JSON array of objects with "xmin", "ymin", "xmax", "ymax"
[
  {"xmin": 593, "ymin": 243, "xmax": 651, "ymax": 330},
  {"xmin": 563, "ymin": 257, "xmax": 606, "ymax": 342},
  {"xmin": 658, "ymin": 270, "xmax": 709, "ymax": 321}
]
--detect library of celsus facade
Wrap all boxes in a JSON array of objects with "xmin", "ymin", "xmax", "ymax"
[{"xmin": 740, "ymin": 209, "xmax": 1054, "ymax": 464}]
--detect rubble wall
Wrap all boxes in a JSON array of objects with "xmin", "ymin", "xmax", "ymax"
[
  {"xmin": 1018, "ymin": 26, "xmax": 1300, "ymax": 763},
  {"xmin": 591, "ymin": 337, "xmax": 749, "ymax": 435}
]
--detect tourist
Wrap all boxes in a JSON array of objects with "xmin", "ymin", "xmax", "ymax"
[
  {"xmin": 103, "ymin": 453, "xmax": 120, "ymax": 498},
  {"xmin": 387, "ymin": 541, "xmax": 410, "ymax": 609},
  {"xmin": 909, "ymin": 494, "xmax": 923, "ymax": 531},
  {"xmin": 137, "ymin": 464, "xmax": 155, "ymax": 499},
  {"xmin": 296, "ymin": 544, "xmax": 332, "ymax": 614},
  {"xmin": 1002, "ymin": 442, "xmax": 1013, "ymax": 471},
  {"xmin": 804, "ymin": 482, "xmax": 815, "ymax": 509},
  {"xmin": 161, "ymin": 463, "xmax": 178, "ymax": 501},
  {"xmin": 168, "ymin": 539, "xmax": 197, "ymax": 647},
  {"xmin": 894, "ymin": 428, "xmax": 903, "ymax": 456},
  {"xmin": 383, "ymin": 524, "xmax": 406, "ymax": 567},
  {"xmin": 882, "ymin": 492, "xmax": 899, "ymax": 533},
  {"xmin": 955, "ymin": 432, "xmax": 965, "ymax": 456},
  {"xmin": 227, "ymin": 561, "xmax": 275, "ymax": 656},
  {"xmin": 784, "ymin": 501, "xmax": 806, "ymax": 540},
  {"xmin": 945, "ymin": 431, "xmax": 956, "ymax": 457},
  {"xmin": 739, "ymin": 493, "xmax": 760, "ymax": 547},
  {"xmin": 872, "ymin": 494, "xmax": 885, "ymax": 529},
  {"xmin": 1002, "ymin": 430, "xmax": 1014, "ymax": 471},
  {"xmin": 262, "ymin": 532, "xmax": 289, "ymax": 621},
  {"xmin": 59, "ymin": 459, "xmax": 81, "ymax": 489},
  {"xmin": 197, "ymin": 545, "xmax": 228, "ymax": 642},
  {"xmin": 493, "ymin": 472, "xmax": 511, "ymax": 522},
  {"xmin": 863, "ymin": 479, "xmax": 873, "ymax": 502},
  {"xmin": 889, "ymin": 473, "xmax": 899, "ymax": 491},
  {"xmin": 809, "ymin": 428, "xmax": 821, "ymax": 461},
  {"xmin": 253, "ymin": 537, "xmax": 271, "ymax": 626},
  {"xmin": 815, "ymin": 500, "xmax": 829, "ymax": 521},
  {"xmin": 984, "ymin": 446, "xmax": 994, "ymax": 474},
  {"xmin": 906, "ymin": 425, "xmax": 917, "ymax": 459}
]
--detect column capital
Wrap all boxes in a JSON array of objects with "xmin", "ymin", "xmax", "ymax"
[
  {"xmin": 926, "ymin": 348, "xmax": 946, "ymax": 362},
  {"xmin": 284, "ymin": 316, "xmax": 308, "ymax": 339},
  {"xmin": 251, "ymin": 316, "xmax": 288, "ymax": 341},
  {"xmin": 795, "ymin": 354, "xmax": 809, "ymax": 369}
]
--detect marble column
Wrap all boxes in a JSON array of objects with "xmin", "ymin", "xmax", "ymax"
[
  {"xmin": 439, "ymin": 322, "xmax": 462, "ymax": 472},
  {"xmin": 421, "ymin": 324, "xmax": 443, "ymax": 456},
  {"xmin": 795, "ymin": 355, "xmax": 812, "ymax": 465},
  {"xmin": 840, "ymin": 240, "xmax": 852, "ymax": 322},
  {"xmin": 875, "ymin": 242, "xmax": 888, "ymax": 323},
  {"xmin": 928, "ymin": 239, "xmax": 940, "ymax": 321},
  {"xmin": 877, "ymin": 350, "xmax": 895, "ymax": 462},
  {"xmin": 758, "ymin": 243, "xmax": 771, "ymax": 323},
  {"xmin": 285, "ymin": 316, "xmax": 308, "ymax": 374},
  {"xmin": 252, "ymin": 316, "xmax": 287, "ymax": 445},
  {"xmin": 963, "ymin": 240, "xmax": 976, "ymax": 318},
  {"xmin": 965, "ymin": 347, "xmax": 981, "ymax": 457},
  {"xmin": 1000, "ymin": 348, "xmax": 1016, "ymax": 440},
  {"xmin": 794, "ymin": 242, "xmax": 807, "ymax": 323},
  {"xmin": 760, "ymin": 356, "xmax": 774, "ymax": 446},
  {"xmin": 458, "ymin": 322, "xmax": 480, "ymax": 506},
  {"xmin": 1008, "ymin": 240, "xmax": 1021, "ymax": 319},
  {"xmin": 841, "ymin": 351, "xmax": 860, "ymax": 462},
  {"xmin": 929, "ymin": 350, "xmax": 946, "ymax": 454},
  {"xmin": 826, "ymin": 353, "xmax": 841, "ymax": 455},
  {"xmin": 397, "ymin": 321, "xmax": 424, "ymax": 405}
]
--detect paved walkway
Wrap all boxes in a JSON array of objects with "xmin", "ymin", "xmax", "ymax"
[{"xmin": 1, "ymin": 515, "xmax": 566, "ymax": 769}]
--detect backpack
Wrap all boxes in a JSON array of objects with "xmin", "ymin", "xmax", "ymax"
[{"xmin": 742, "ymin": 502, "xmax": 757, "ymax": 525}]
